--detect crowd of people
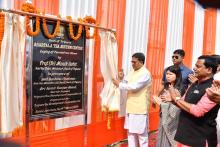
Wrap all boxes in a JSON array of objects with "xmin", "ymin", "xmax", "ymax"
[{"xmin": 112, "ymin": 49, "xmax": 220, "ymax": 147}]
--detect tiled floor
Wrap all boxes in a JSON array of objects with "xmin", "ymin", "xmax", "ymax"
[{"xmin": 106, "ymin": 131, "xmax": 158, "ymax": 147}]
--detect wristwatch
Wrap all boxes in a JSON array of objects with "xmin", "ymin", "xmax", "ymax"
[{"xmin": 175, "ymin": 97, "xmax": 181, "ymax": 103}]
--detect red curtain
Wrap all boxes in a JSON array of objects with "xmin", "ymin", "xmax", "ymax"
[
  {"xmin": 14, "ymin": 0, "xmax": 59, "ymax": 15},
  {"xmin": 146, "ymin": 0, "xmax": 169, "ymax": 131},
  {"xmin": 203, "ymin": 9, "xmax": 217, "ymax": 55},
  {"xmin": 182, "ymin": 1, "xmax": 196, "ymax": 68}
]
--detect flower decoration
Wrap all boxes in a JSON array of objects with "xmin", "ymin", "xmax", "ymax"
[
  {"xmin": 42, "ymin": 14, "xmax": 61, "ymax": 39},
  {"xmin": 66, "ymin": 16, "xmax": 83, "ymax": 41}
]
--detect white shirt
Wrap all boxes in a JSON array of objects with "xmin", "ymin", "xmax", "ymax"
[
  {"xmin": 119, "ymin": 67, "xmax": 151, "ymax": 134},
  {"xmin": 119, "ymin": 69, "xmax": 151, "ymax": 91}
]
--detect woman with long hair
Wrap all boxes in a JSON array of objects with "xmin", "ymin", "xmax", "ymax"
[{"xmin": 153, "ymin": 65, "xmax": 184, "ymax": 147}]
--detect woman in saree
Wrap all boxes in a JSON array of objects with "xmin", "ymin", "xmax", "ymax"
[{"xmin": 153, "ymin": 65, "xmax": 185, "ymax": 147}]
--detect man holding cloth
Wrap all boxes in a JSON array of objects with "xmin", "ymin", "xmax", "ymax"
[{"xmin": 112, "ymin": 52, "xmax": 152, "ymax": 147}]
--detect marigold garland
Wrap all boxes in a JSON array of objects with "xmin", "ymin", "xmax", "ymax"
[
  {"xmin": 42, "ymin": 15, "xmax": 61, "ymax": 39},
  {"xmin": 0, "ymin": 13, "xmax": 5, "ymax": 42},
  {"xmin": 107, "ymin": 111, "xmax": 112, "ymax": 129},
  {"xmin": 21, "ymin": 2, "xmax": 36, "ymax": 13},
  {"xmin": 21, "ymin": 2, "xmax": 41, "ymax": 36},
  {"xmin": 25, "ymin": 16, "xmax": 41, "ymax": 36},
  {"xmin": 66, "ymin": 16, "xmax": 83, "ymax": 41},
  {"xmin": 82, "ymin": 16, "xmax": 98, "ymax": 39},
  {"xmin": 0, "ymin": 13, "xmax": 5, "ymax": 55},
  {"xmin": 21, "ymin": 2, "xmax": 98, "ymax": 40}
]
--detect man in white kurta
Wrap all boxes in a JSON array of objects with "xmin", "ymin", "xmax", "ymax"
[{"xmin": 113, "ymin": 52, "xmax": 152, "ymax": 147}]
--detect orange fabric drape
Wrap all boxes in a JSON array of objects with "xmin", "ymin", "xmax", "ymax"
[
  {"xmin": 88, "ymin": 0, "xmax": 127, "ymax": 146},
  {"xmin": 14, "ymin": 0, "xmax": 27, "ymax": 10},
  {"xmin": 14, "ymin": 0, "xmax": 59, "ymax": 15},
  {"xmin": 182, "ymin": 0, "xmax": 195, "ymax": 68},
  {"xmin": 203, "ymin": 8, "xmax": 217, "ymax": 55},
  {"xmin": 96, "ymin": 0, "xmax": 126, "ymax": 70},
  {"xmin": 92, "ymin": 0, "xmax": 126, "ymax": 123},
  {"xmin": 32, "ymin": 0, "xmax": 59, "ymax": 15},
  {"xmin": 146, "ymin": 0, "xmax": 169, "ymax": 131},
  {"xmin": 13, "ymin": 0, "xmax": 59, "ymax": 136}
]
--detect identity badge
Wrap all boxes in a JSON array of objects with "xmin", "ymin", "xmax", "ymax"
[{"xmin": 193, "ymin": 90, "xmax": 199, "ymax": 94}]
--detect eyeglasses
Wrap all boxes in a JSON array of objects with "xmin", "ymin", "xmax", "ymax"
[
  {"xmin": 172, "ymin": 55, "xmax": 179, "ymax": 59},
  {"xmin": 131, "ymin": 60, "xmax": 138, "ymax": 64}
]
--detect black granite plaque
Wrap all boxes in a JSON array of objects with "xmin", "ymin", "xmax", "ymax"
[{"xmin": 30, "ymin": 22, "xmax": 85, "ymax": 120}]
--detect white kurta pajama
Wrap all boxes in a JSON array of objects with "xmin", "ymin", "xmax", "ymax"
[{"xmin": 119, "ymin": 67, "xmax": 152, "ymax": 147}]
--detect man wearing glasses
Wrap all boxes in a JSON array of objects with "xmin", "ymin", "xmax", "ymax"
[{"xmin": 162, "ymin": 49, "xmax": 193, "ymax": 91}]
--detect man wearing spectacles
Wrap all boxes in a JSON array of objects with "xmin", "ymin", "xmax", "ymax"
[{"xmin": 162, "ymin": 49, "xmax": 193, "ymax": 91}]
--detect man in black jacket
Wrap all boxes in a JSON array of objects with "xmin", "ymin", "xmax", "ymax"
[{"xmin": 168, "ymin": 55, "xmax": 219, "ymax": 147}]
